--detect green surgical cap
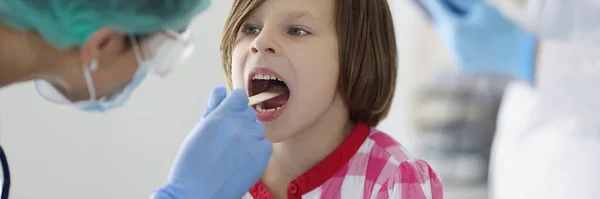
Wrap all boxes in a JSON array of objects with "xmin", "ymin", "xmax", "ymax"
[{"xmin": 0, "ymin": 0, "xmax": 210, "ymax": 49}]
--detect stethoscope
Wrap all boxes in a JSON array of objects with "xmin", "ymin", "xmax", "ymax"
[{"xmin": 0, "ymin": 145, "xmax": 10, "ymax": 199}]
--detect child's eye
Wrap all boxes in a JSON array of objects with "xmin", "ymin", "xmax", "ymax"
[
  {"xmin": 242, "ymin": 24, "xmax": 261, "ymax": 35},
  {"xmin": 288, "ymin": 27, "xmax": 310, "ymax": 36}
]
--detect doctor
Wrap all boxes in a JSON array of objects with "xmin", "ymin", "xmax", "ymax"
[
  {"xmin": 418, "ymin": 0, "xmax": 600, "ymax": 198},
  {"xmin": 0, "ymin": 1, "xmax": 271, "ymax": 199}
]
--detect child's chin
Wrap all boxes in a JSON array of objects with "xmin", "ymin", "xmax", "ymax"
[
  {"xmin": 264, "ymin": 134, "xmax": 285, "ymax": 143},
  {"xmin": 264, "ymin": 128, "xmax": 296, "ymax": 143}
]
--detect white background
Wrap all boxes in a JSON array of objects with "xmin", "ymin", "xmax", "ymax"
[{"xmin": 0, "ymin": 0, "xmax": 457, "ymax": 198}]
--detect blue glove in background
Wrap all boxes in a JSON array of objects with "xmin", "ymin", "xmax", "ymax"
[
  {"xmin": 151, "ymin": 87, "xmax": 272, "ymax": 199},
  {"xmin": 418, "ymin": 0, "xmax": 537, "ymax": 83},
  {"xmin": 415, "ymin": 0, "xmax": 476, "ymax": 19}
]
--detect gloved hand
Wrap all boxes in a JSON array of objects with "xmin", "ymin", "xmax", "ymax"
[
  {"xmin": 418, "ymin": 0, "xmax": 538, "ymax": 83},
  {"xmin": 151, "ymin": 87, "xmax": 272, "ymax": 199}
]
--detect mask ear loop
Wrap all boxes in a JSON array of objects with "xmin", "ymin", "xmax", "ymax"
[
  {"xmin": 130, "ymin": 36, "xmax": 144, "ymax": 64},
  {"xmin": 82, "ymin": 36, "xmax": 140, "ymax": 104},
  {"xmin": 82, "ymin": 58, "xmax": 99, "ymax": 102}
]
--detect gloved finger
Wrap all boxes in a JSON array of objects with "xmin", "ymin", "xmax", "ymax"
[
  {"xmin": 419, "ymin": 0, "xmax": 458, "ymax": 22},
  {"xmin": 202, "ymin": 87, "xmax": 228, "ymax": 117},
  {"xmin": 240, "ymin": 104, "xmax": 258, "ymax": 121},
  {"xmin": 442, "ymin": 0, "xmax": 479, "ymax": 16},
  {"xmin": 245, "ymin": 121, "xmax": 266, "ymax": 139},
  {"xmin": 468, "ymin": 2, "xmax": 511, "ymax": 22},
  {"xmin": 216, "ymin": 88, "xmax": 250, "ymax": 113},
  {"xmin": 253, "ymin": 139, "xmax": 272, "ymax": 163},
  {"xmin": 242, "ymin": 137, "xmax": 272, "ymax": 167}
]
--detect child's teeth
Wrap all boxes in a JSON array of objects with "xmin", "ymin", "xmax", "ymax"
[
  {"xmin": 252, "ymin": 74, "xmax": 283, "ymax": 81},
  {"xmin": 255, "ymin": 105, "xmax": 282, "ymax": 112}
]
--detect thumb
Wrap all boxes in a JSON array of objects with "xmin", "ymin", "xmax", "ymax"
[
  {"xmin": 215, "ymin": 88, "xmax": 250, "ymax": 113},
  {"xmin": 202, "ymin": 87, "xmax": 228, "ymax": 117}
]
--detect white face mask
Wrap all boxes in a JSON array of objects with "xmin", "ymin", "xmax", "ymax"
[
  {"xmin": 487, "ymin": 0, "xmax": 600, "ymax": 43},
  {"xmin": 34, "ymin": 30, "xmax": 195, "ymax": 112},
  {"xmin": 34, "ymin": 36, "xmax": 149, "ymax": 112}
]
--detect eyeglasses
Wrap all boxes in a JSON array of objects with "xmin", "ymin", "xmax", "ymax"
[{"xmin": 34, "ymin": 28, "xmax": 196, "ymax": 105}]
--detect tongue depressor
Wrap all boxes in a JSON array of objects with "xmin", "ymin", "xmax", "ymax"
[{"xmin": 248, "ymin": 92, "xmax": 284, "ymax": 106}]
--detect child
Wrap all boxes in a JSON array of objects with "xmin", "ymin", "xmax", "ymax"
[{"xmin": 220, "ymin": 0, "xmax": 444, "ymax": 198}]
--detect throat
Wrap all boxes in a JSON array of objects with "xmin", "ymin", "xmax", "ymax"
[
  {"xmin": 252, "ymin": 79, "xmax": 290, "ymax": 110},
  {"xmin": 262, "ymin": 165, "xmax": 293, "ymax": 199},
  {"xmin": 262, "ymin": 121, "xmax": 356, "ymax": 194},
  {"xmin": 261, "ymin": 94, "xmax": 354, "ymax": 197}
]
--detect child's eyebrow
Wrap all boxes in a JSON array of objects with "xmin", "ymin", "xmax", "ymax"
[{"xmin": 285, "ymin": 11, "xmax": 320, "ymax": 22}]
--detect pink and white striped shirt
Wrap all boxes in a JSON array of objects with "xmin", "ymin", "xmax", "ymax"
[{"xmin": 243, "ymin": 122, "xmax": 444, "ymax": 199}]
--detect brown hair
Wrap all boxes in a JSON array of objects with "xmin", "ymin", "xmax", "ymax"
[{"xmin": 220, "ymin": 0, "xmax": 397, "ymax": 127}]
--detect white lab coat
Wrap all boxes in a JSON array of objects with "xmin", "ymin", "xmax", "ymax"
[
  {"xmin": 489, "ymin": 40, "xmax": 600, "ymax": 199},
  {"xmin": 486, "ymin": 0, "xmax": 600, "ymax": 42}
]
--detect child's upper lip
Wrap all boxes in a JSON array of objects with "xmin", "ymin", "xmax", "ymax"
[{"xmin": 247, "ymin": 67, "xmax": 287, "ymax": 97}]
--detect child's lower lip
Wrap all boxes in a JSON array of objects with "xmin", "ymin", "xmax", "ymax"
[{"xmin": 254, "ymin": 103, "xmax": 288, "ymax": 122}]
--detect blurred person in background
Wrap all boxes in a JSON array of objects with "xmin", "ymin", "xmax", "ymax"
[
  {"xmin": 412, "ymin": 71, "xmax": 511, "ymax": 189},
  {"xmin": 416, "ymin": 0, "xmax": 600, "ymax": 198}
]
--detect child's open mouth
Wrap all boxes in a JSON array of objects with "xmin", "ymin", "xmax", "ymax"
[{"xmin": 248, "ymin": 69, "xmax": 290, "ymax": 121}]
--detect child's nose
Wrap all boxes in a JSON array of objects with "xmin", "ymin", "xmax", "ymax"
[
  {"xmin": 251, "ymin": 46, "xmax": 276, "ymax": 54},
  {"xmin": 250, "ymin": 33, "xmax": 280, "ymax": 56}
]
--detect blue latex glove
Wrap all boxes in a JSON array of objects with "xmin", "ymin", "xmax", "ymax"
[
  {"xmin": 418, "ymin": 0, "xmax": 537, "ymax": 83},
  {"xmin": 415, "ymin": 0, "xmax": 476, "ymax": 19},
  {"xmin": 151, "ymin": 87, "xmax": 272, "ymax": 199}
]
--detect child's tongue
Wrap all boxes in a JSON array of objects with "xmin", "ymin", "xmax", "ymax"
[{"xmin": 261, "ymin": 84, "xmax": 289, "ymax": 109}]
